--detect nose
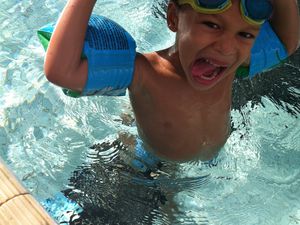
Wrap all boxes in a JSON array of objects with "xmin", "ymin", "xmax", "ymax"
[{"xmin": 212, "ymin": 33, "xmax": 237, "ymax": 56}]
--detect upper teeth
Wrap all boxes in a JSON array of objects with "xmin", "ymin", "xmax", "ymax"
[{"xmin": 205, "ymin": 59, "xmax": 222, "ymax": 67}]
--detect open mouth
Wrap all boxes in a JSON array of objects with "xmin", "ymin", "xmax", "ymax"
[{"xmin": 191, "ymin": 58, "xmax": 228, "ymax": 85}]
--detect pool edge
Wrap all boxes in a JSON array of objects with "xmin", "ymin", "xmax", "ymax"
[{"xmin": 0, "ymin": 157, "xmax": 57, "ymax": 225}]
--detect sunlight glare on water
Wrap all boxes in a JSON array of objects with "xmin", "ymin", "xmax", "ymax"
[{"xmin": 0, "ymin": 0, "xmax": 299, "ymax": 224}]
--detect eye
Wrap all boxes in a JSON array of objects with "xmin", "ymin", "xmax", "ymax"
[
  {"xmin": 239, "ymin": 32, "xmax": 255, "ymax": 39},
  {"xmin": 202, "ymin": 21, "xmax": 220, "ymax": 30}
]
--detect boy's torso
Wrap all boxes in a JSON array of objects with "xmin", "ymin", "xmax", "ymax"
[{"xmin": 129, "ymin": 49, "xmax": 234, "ymax": 161}]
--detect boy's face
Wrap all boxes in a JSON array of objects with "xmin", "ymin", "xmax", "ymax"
[{"xmin": 168, "ymin": 0, "xmax": 261, "ymax": 91}]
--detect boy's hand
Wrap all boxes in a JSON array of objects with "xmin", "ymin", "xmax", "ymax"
[{"xmin": 270, "ymin": 0, "xmax": 300, "ymax": 55}]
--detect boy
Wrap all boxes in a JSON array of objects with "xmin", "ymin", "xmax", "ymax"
[{"xmin": 43, "ymin": 0, "xmax": 300, "ymax": 162}]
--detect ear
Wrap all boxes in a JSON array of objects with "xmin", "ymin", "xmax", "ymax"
[{"xmin": 167, "ymin": 2, "xmax": 179, "ymax": 32}]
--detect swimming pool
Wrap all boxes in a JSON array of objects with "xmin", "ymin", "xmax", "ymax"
[{"xmin": 0, "ymin": 0, "xmax": 299, "ymax": 224}]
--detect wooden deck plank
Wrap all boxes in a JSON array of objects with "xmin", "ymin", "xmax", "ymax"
[{"xmin": 0, "ymin": 158, "xmax": 57, "ymax": 225}]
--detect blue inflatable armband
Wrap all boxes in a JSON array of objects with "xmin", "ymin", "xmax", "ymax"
[
  {"xmin": 82, "ymin": 15, "xmax": 136, "ymax": 96},
  {"xmin": 236, "ymin": 21, "xmax": 288, "ymax": 79},
  {"xmin": 37, "ymin": 15, "xmax": 136, "ymax": 97}
]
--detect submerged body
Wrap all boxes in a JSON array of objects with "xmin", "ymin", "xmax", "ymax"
[{"xmin": 43, "ymin": 0, "xmax": 300, "ymax": 161}]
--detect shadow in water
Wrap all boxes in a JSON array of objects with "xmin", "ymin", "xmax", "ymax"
[{"xmin": 62, "ymin": 140, "xmax": 168, "ymax": 225}]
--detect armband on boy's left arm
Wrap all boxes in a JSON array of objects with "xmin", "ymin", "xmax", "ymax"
[
  {"xmin": 248, "ymin": 21, "xmax": 288, "ymax": 78},
  {"xmin": 236, "ymin": 21, "xmax": 288, "ymax": 79}
]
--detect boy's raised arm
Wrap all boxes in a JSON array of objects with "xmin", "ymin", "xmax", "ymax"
[
  {"xmin": 270, "ymin": 0, "xmax": 300, "ymax": 55},
  {"xmin": 44, "ymin": 0, "xmax": 96, "ymax": 92}
]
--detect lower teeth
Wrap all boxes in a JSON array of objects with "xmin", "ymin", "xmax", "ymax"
[{"xmin": 201, "ymin": 68, "xmax": 220, "ymax": 80}]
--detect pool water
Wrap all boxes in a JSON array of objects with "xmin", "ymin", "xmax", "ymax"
[{"xmin": 1, "ymin": 0, "xmax": 300, "ymax": 224}]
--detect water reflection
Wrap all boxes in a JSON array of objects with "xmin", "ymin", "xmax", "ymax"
[{"xmin": 62, "ymin": 139, "xmax": 170, "ymax": 225}]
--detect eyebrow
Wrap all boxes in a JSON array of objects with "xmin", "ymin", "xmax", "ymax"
[{"xmin": 246, "ymin": 26, "xmax": 260, "ymax": 32}]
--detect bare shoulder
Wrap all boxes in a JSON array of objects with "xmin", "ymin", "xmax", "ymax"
[
  {"xmin": 129, "ymin": 52, "xmax": 161, "ymax": 92},
  {"xmin": 136, "ymin": 52, "xmax": 161, "ymax": 68}
]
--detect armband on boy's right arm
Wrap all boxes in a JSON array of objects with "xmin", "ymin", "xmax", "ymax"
[
  {"xmin": 38, "ymin": 15, "xmax": 137, "ymax": 97},
  {"xmin": 236, "ymin": 21, "xmax": 288, "ymax": 79}
]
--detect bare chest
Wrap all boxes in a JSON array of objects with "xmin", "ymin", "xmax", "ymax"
[{"xmin": 129, "ymin": 84, "xmax": 232, "ymax": 161}]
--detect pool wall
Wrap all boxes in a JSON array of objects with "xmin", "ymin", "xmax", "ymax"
[{"xmin": 0, "ymin": 157, "xmax": 57, "ymax": 225}]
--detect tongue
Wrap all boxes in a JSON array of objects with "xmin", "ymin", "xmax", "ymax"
[{"xmin": 192, "ymin": 60, "xmax": 217, "ymax": 77}]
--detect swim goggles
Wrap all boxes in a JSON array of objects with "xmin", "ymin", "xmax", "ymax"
[{"xmin": 177, "ymin": 0, "xmax": 273, "ymax": 26}]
